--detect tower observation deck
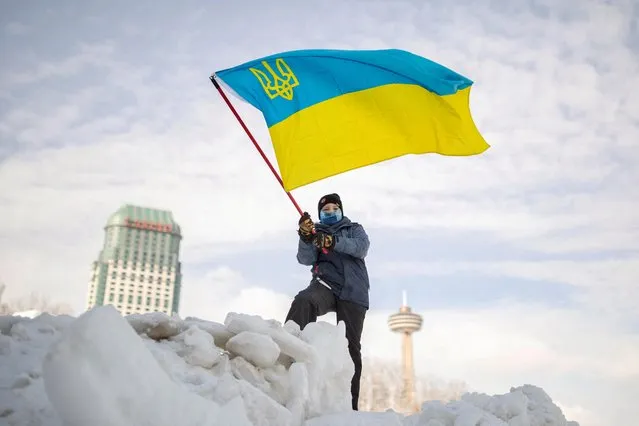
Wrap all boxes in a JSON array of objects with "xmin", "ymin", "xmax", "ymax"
[{"xmin": 387, "ymin": 290, "xmax": 423, "ymax": 413}]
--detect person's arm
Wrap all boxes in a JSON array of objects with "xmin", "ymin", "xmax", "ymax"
[
  {"xmin": 296, "ymin": 212, "xmax": 319, "ymax": 265},
  {"xmin": 297, "ymin": 237, "xmax": 319, "ymax": 265},
  {"xmin": 333, "ymin": 224, "xmax": 369, "ymax": 259}
]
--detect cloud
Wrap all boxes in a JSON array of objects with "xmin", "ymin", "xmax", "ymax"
[
  {"xmin": 2, "ymin": 41, "xmax": 118, "ymax": 89},
  {"xmin": 2, "ymin": 0, "xmax": 637, "ymax": 257},
  {"xmin": 4, "ymin": 22, "xmax": 30, "ymax": 36},
  {"xmin": 1, "ymin": 1, "xmax": 638, "ymax": 424},
  {"xmin": 379, "ymin": 258, "xmax": 639, "ymax": 321},
  {"xmin": 176, "ymin": 265, "xmax": 295, "ymax": 326}
]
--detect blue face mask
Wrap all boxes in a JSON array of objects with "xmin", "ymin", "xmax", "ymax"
[{"xmin": 320, "ymin": 208, "xmax": 342, "ymax": 225}]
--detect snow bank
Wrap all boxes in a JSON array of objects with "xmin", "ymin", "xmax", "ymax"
[
  {"xmin": 11, "ymin": 310, "xmax": 42, "ymax": 318},
  {"xmin": 42, "ymin": 306, "xmax": 249, "ymax": 426},
  {"xmin": 0, "ymin": 306, "xmax": 580, "ymax": 426}
]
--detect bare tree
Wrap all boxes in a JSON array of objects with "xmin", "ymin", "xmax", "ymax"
[
  {"xmin": 0, "ymin": 282, "xmax": 9, "ymax": 315},
  {"xmin": 0, "ymin": 284, "xmax": 74, "ymax": 316},
  {"xmin": 359, "ymin": 356, "xmax": 467, "ymax": 413}
]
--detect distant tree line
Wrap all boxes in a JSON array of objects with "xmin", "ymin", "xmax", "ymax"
[
  {"xmin": 359, "ymin": 356, "xmax": 467, "ymax": 413},
  {"xmin": 0, "ymin": 283, "xmax": 73, "ymax": 315}
]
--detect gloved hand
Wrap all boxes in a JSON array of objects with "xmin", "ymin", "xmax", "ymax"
[
  {"xmin": 298, "ymin": 212, "xmax": 314, "ymax": 242},
  {"xmin": 312, "ymin": 231, "xmax": 336, "ymax": 250}
]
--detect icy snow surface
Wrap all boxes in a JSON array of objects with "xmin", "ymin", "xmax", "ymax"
[{"xmin": 0, "ymin": 306, "xmax": 581, "ymax": 426}]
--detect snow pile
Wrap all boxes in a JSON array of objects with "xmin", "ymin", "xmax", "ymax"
[
  {"xmin": 11, "ymin": 309, "xmax": 42, "ymax": 318},
  {"xmin": 0, "ymin": 306, "xmax": 580, "ymax": 426},
  {"xmin": 402, "ymin": 386, "xmax": 581, "ymax": 426},
  {"xmin": 304, "ymin": 385, "xmax": 582, "ymax": 426}
]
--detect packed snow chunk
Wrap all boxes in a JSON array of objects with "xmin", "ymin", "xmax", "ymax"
[
  {"xmin": 126, "ymin": 310, "xmax": 183, "ymax": 340},
  {"xmin": 461, "ymin": 385, "xmax": 576, "ymax": 426},
  {"xmin": 227, "ymin": 330, "xmax": 281, "ymax": 368},
  {"xmin": 261, "ymin": 363, "xmax": 291, "ymax": 405},
  {"xmin": 286, "ymin": 361, "xmax": 310, "ymax": 425},
  {"xmin": 516, "ymin": 385, "xmax": 576, "ymax": 426},
  {"xmin": 177, "ymin": 324, "xmax": 224, "ymax": 368},
  {"xmin": 236, "ymin": 379, "xmax": 294, "ymax": 426},
  {"xmin": 400, "ymin": 385, "xmax": 581, "ymax": 426},
  {"xmin": 231, "ymin": 356, "xmax": 272, "ymax": 392},
  {"xmin": 184, "ymin": 316, "xmax": 235, "ymax": 348},
  {"xmin": 297, "ymin": 320, "xmax": 354, "ymax": 417},
  {"xmin": 42, "ymin": 305, "xmax": 251, "ymax": 426},
  {"xmin": 221, "ymin": 312, "xmax": 355, "ymax": 423},
  {"xmin": 226, "ymin": 312, "xmax": 316, "ymax": 362},
  {"xmin": 0, "ymin": 313, "xmax": 73, "ymax": 426}
]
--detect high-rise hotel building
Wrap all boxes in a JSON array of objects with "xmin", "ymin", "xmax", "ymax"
[{"xmin": 86, "ymin": 204, "xmax": 183, "ymax": 316}]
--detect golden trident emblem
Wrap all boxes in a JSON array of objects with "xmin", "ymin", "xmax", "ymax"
[{"xmin": 249, "ymin": 58, "xmax": 299, "ymax": 101}]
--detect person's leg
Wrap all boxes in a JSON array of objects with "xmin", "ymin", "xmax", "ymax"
[
  {"xmin": 285, "ymin": 281, "xmax": 336, "ymax": 329},
  {"xmin": 335, "ymin": 300, "xmax": 367, "ymax": 410}
]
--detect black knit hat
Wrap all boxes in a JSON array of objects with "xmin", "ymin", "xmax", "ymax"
[{"xmin": 318, "ymin": 193, "xmax": 342, "ymax": 216}]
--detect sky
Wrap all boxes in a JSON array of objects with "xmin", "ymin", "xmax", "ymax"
[{"xmin": 1, "ymin": 0, "xmax": 638, "ymax": 425}]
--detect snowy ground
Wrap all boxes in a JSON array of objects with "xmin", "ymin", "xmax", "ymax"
[{"xmin": 0, "ymin": 306, "xmax": 580, "ymax": 426}]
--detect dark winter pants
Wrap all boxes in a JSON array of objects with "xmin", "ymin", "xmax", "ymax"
[{"xmin": 285, "ymin": 280, "xmax": 367, "ymax": 411}]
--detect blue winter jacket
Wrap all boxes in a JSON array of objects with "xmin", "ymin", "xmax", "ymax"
[{"xmin": 297, "ymin": 216, "xmax": 371, "ymax": 309}]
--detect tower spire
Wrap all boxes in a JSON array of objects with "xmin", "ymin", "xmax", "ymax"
[{"xmin": 388, "ymin": 291, "xmax": 423, "ymax": 413}]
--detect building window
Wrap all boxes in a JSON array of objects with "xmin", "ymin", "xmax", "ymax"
[
  {"xmin": 164, "ymin": 300, "xmax": 169, "ymax": 309},
  {"xmin": 137, "ymin": 296, "xmax": 142, "ymax": 305},
  {"xmin": 128, "ymin": 295, "xmax": 133, "ymax": 303},
  {"xmin": 118, "ymin": 294, "xmax": 123, "ymax": 303},
  {"xmin": 109, "ymin": 293, "xmax": 114, "ymax": 302},
  {"xmin": 146, "ymin": 297, "xmax": 151, "ymax": 306}
]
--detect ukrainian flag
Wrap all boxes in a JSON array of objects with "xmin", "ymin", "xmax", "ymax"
[{"xmin": 214, "ymin": 48, "xmax": 489, "ymax": 191}]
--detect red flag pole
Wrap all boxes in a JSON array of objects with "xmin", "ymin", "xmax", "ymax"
[
  {"xmin": 210, "ymin": 75, "xmax": 328, "ymax": 254},
  {"xmin": 209, "ymin": 75, "xmax": 304, "ymax": 216}
]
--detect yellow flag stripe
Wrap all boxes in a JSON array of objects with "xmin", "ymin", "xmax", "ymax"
[{"xmin": 269, "ymin": 83, "xmax": 489, "ymax": 191}]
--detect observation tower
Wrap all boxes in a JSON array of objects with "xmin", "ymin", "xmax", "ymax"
[{"xmin": 388, "ymin": 290, "xmax": 423, "ymax": 413}]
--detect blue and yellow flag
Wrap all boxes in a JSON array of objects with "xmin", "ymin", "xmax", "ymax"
[{"xmin": 214, "ymin": 48, "xmax": 489, "ymax": 191}]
